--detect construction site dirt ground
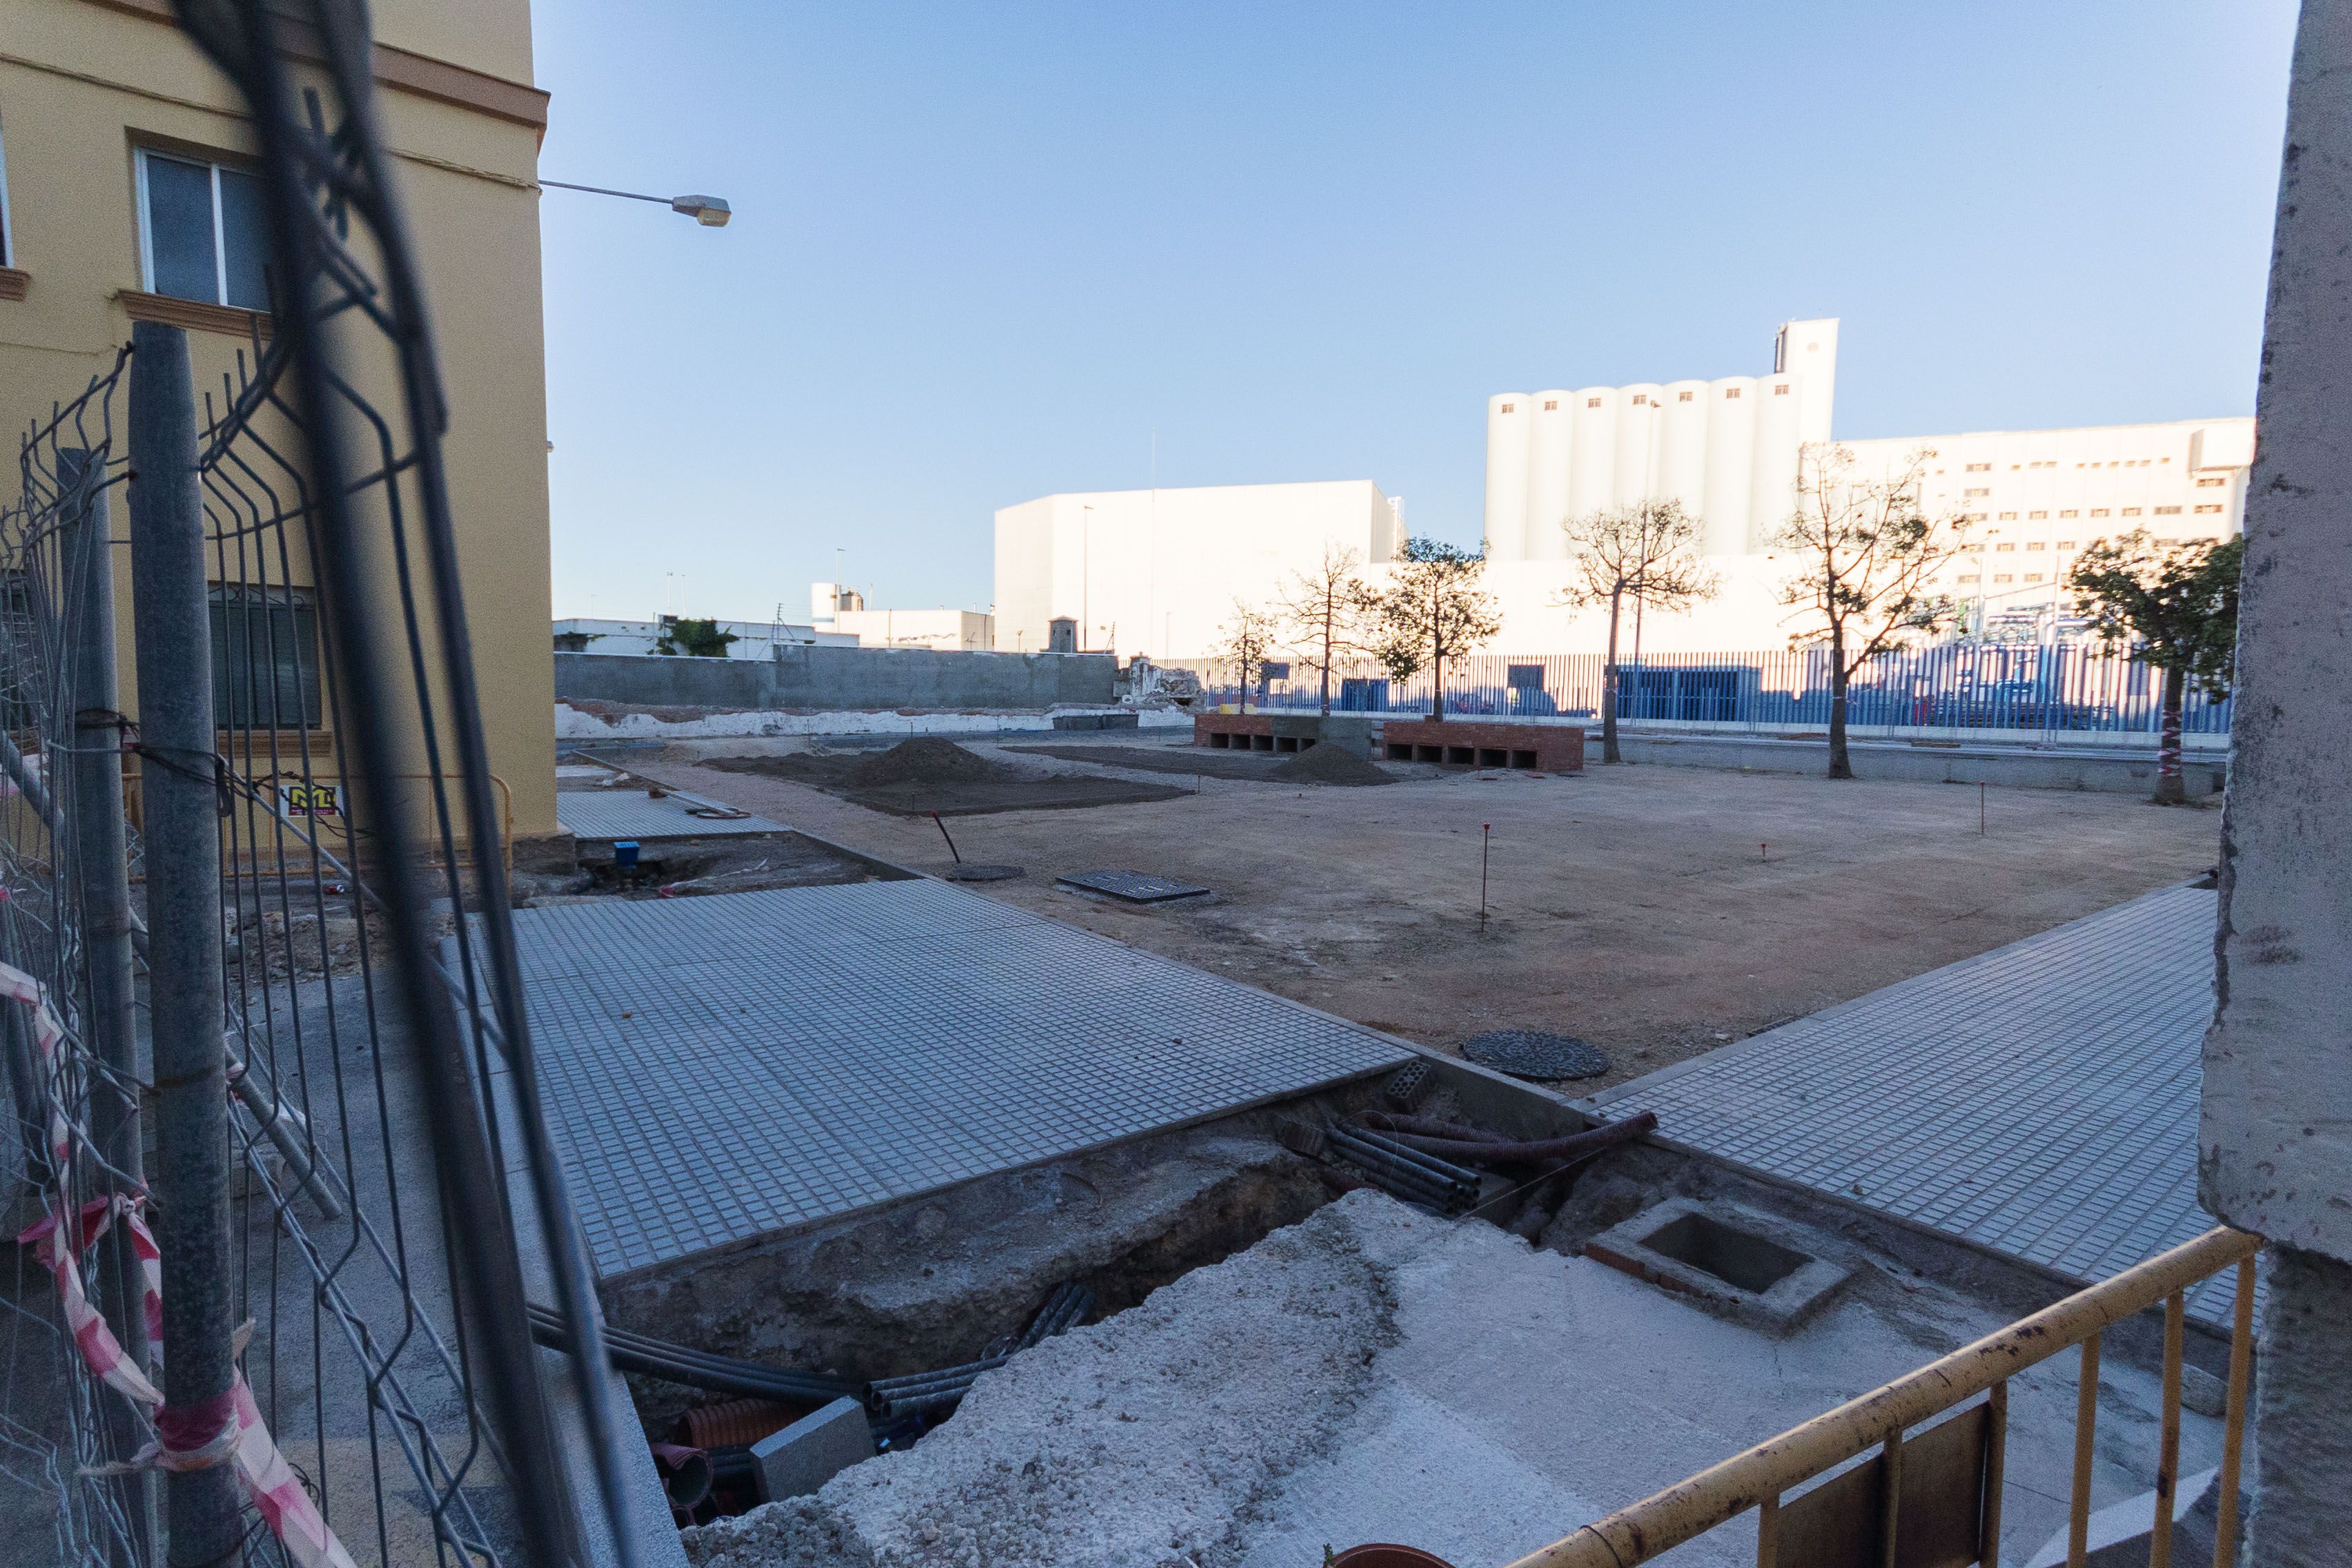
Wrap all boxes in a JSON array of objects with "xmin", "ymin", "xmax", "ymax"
[{"xmin": 616, "ymin": 737, "xmax": 2222, "ymax": 1093}]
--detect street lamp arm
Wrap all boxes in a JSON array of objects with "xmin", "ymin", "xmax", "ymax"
[
  {"xmin": 540, "ymin": 179, "xmax": 667, "ymax": 203},
  {"xmin": 540, "ymin": 179, "xmax": 732, "ymax": 226}
]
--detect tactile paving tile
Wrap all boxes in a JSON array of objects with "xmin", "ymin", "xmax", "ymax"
[
  {"xmin": 1578, "ymin": 883, "xmax": 2247, "ymax": 1327},
  {"xmin": 513, "ymin": 879, "xmax": 1411, "ymax": 1280},
  {"xmin": 555, "ymin": 791, "xmax": 787, "ymax": 841}
]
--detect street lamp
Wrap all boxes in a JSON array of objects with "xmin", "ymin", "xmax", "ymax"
[{"xmin": 540, "ymin": 179, "xmax": 733, "ymax": 226}]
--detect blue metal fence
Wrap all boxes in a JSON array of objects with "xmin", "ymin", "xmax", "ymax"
[{"xmin": 1182, "ymin": 643, "xmax": 2230, "ymax": 743}]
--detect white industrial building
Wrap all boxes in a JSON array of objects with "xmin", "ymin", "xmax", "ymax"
[
  {"xmin": 809, "ymin": 583, "xmax": 994, "ymax": 652},
  {"xmin": 1484, "ymin": 319, "xmax": 1841, "ymax": 561},
  {"xmin": 989, "ymin": 320, "xmax": 2256, "ymax": 658},
  {"xmin": 992, "ymin": 480, "xmax": 1405, "ymax": 658},
  {"xmin": 1479, "ymin": 318, "xmax": 2255, "ymax": 650}
]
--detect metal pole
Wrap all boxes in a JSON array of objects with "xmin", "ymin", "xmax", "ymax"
[
  {"xmin": 127, "ymin": 321, "xmax": 244, "ymax": 1566},
  {"xmin": 59, "ymin": 449, "xmax": 157, "ymax": 1563}
]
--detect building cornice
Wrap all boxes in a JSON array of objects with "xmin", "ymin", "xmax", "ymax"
[{"xmin": 76, "ymin": 0, "xmax": 550, "ymax": 135}]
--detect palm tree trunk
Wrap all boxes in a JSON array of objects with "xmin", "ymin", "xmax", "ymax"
[
  {"xmin": 2154, "ymin": 664, "xmax": 2186, "ymax": 805},
  {"xmin": 1602, "ymin": 587, "xmax": 1624, "ymax": 764}
]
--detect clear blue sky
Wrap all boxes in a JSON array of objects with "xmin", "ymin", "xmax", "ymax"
[{"xmin": 531, "ymin": 1, "xmax": 2297, "ymax": 625}]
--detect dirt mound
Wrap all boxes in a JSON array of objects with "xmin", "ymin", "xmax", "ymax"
[
  {"xmin": 1269, "ymin": 743, "xmax": 1395, "ymax": 787},
  {"xmin": 847, "ymin": 738, "xmax": 1010, "ymax": 790}
]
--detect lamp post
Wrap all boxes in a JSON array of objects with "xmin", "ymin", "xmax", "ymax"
[{"xmin": 541, "ymin": 179, "xmax": 733, "ymax": 226}]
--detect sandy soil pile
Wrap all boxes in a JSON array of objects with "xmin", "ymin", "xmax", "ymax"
[{"xmin": 847, "ymin": 741, "xmax": 1011, "ymax": 790}]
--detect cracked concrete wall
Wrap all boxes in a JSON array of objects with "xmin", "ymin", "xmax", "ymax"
[{"xmin": 2202, "ymin": 3, "xmax": 2352, "ymax": 1560}]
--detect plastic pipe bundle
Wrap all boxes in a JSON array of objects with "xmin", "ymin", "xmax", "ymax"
[{"xmin": 865, "ymin": 1282, "xmax": 1094, "ymax": 1419}]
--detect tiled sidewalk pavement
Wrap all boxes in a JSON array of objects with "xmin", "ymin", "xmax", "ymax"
[
  {"xmin": 1578, "ymin": 883, "xmax": 2240, "ymax": 1325},
  {"xmin": 513, "ymin": 879, "xmax": 1413, "ymax": 1280},
  {"xmin": 553, "ymin": 790, "xmax": 788, "ymax": 841}
]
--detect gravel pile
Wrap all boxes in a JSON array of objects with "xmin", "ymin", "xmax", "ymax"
[{"xmin": 680, "ymin": 1195, "xmax": 1410, "ymax": 1568}]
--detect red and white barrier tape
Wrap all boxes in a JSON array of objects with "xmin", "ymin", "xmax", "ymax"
[{"xmin": 2, "ymin": 961, "xmax": 358, "ymax": 1568}]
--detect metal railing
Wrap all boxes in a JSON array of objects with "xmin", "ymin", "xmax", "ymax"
[
  {"xmin": 1483, "ymin": 1225, "xmax": 2261, "ymax": 1568},
  {"xmin": 1180, "ymin": 645, "xmax": 2231, "ymax": 747}
]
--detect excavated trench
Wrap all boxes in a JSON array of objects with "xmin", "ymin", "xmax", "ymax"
[
  {"xmin": 599, "ymin": 1067, "xmax": 1656, "ymax": 1535},
  {"xmin": 601, "ymin": 1099, "xmax": 1357, "ymax": 1447}
]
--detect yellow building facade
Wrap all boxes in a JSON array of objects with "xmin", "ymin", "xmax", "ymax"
[{"xmin": 0, "ymin": 0, "xmax": 560, "ymax": 850}]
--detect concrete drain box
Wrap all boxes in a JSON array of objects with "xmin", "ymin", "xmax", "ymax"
[{"xmin": 1584, "ymin": 1198, "xmax": 1851, "ymax": 1333}]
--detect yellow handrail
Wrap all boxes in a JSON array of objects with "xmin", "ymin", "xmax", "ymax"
[{"xmin": 1504, "ymin": 1225, "xmax": 2264, "ymax": 1568}]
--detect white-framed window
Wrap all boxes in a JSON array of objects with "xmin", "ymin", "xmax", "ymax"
[{"xmin": 135, "ymin": 146, "xmax": 268, "ymax": 309}]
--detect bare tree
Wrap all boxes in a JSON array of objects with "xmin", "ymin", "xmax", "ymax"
[
  {"xmin": 1772, "ymin": 444, "xmax": 1970, "ymax": 778},
  {"xmin": 1276, "ymin": 545, "xmax": 1378, "ymax": 716},
  {"xmin": 1368, "ymin": 538, "xmax": 1504, "ymax": 721},
  {"xmin": 1213, "ymin": 600, "xmax": 1282, "ymax": 714},
  {"xmin": 2067, "ymin": 531, "xmax": 2244, "ymax": 805},
  {"xmin": 1558, "ymin": 499, "xmax": 1720, "ymax": 763}
]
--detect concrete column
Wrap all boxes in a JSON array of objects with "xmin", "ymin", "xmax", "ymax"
[{"xmin": 2200, "ymin": 5, "xmax": 2352, "ymax": 1562}]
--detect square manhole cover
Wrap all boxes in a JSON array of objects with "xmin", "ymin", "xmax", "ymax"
[{"xmin": 1056, "ymin": 869, "xmax": 1211, "ymax": 904}]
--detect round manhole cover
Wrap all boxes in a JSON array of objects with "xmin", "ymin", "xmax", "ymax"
[
  {"xmin": 1462, "ymin": 1030, "xmax": 1610, "ymax": 1080},
  {"xmin": 943, "ymin": 864, "xmax": 1024, "ymax": 882}
]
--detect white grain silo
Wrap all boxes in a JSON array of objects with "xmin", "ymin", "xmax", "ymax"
[
  {"xmin": 1747, "ymin": 373, "xmax": 1805, "ymax": 551},
  {"xmin": 1701, "ymin": 378, "xmax": 1759, "ymax": 555},
  {"xmin": 1483, "ymin": 393, "xmax": 1532, "ymax": 560},
  {"xmin": 1525, "ymin": 391, "xmax": 1576, "ymax": 560},
  {"xmin": 1774, "ymin": 318, "xmax": 1840, "ymax": 444},
  {"xmin": 1567, "ymin": 386, "xmax": 1619, "ymax": 526},
  {"xmin": 1656, "ymin": 380, "xmax": 1712, "ymax": 519},
  {"xmin": 1613, "ymin": 384, "xmax": 1665, "ymax": 508}
]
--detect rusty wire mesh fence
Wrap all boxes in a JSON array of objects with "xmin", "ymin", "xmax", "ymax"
[{"xmin": 0, "ymin": 3, "xmax": 635, "ymax": 1565}]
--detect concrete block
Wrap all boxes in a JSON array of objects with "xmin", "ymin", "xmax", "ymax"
[
  {"xmin": 751, "ymin": 1395, "xmax": 873, "ymax": 1502},
  {"xmin": 1583, "ymin": 1197, "xmax": 1851, "ymax": 1334},
  {"xmin": 1312, "ymin": 715, "xmax": 1380, "ymax": 757}
]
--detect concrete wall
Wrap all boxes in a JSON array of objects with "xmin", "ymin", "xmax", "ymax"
[
  {"xmin": 2202, "ymin": 8, "xmax": 2352, "ymax": 1560},
  {"xmin": 555, "ymin": 648, "xmax": 1117, "ymax": 712},
  {"xmin": 1607, "ymin": 732, "xmax": 2228, "ymax": 797}
]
